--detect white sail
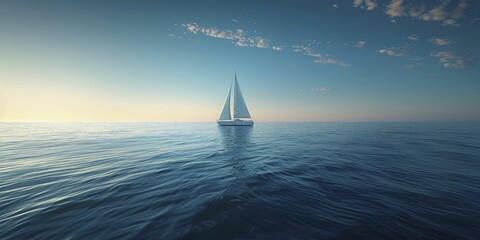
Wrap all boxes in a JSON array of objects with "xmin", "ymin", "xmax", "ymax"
[
  {"xmin": 233, "ymin": 73, "xmax": 251, "ymax": 119},
  {"xmin": 219, "ymin": 82, "xmax": 232, "ymax": 120}
]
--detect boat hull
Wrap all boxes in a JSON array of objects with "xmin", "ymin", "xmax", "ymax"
[{"xmin": 217, "ymin": 119, "xmax": 254, "ymax": 126}]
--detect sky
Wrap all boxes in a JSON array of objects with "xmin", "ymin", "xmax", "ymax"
[{"xmin": 1, "ymin": 0, "xmax": 479, "ymax": 122}]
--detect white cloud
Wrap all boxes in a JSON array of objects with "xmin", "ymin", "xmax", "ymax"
[
  {"xmin": 422, "ymin": 2, "xmax": 448, "ymax": 21},
  {"xmin": 408, "ymin": 5, "xmax": 426, "ymax": 17},
  {"xmin": 365, "ymin": 0, "xmax": 377, "ymax": 10},
  {"xmin": 407, "ymin": 35, "xmax": 419, "ymax": 41},
  {"xmin": 184, "ymin": 23, "xmax": 199, "ymax": 33},
  {"xmin": 431, "ymin": 51, "xmax": 466, "ymax": 68},
  {"xmin": 293, "ymin": 45, "xmax": 312, "ymax": 53},
  {"xmin": 232, "ymin": 19, "xmax": 238, "ymax": 23},
  {"xmin": 384, "ymin": 0, "xmax": 467, "ymax": 27},
  {"xmin": 296, "ymin": 88, "xmax": 335, "ymax": 94},
  {"xmin": 182, "ymin": 23, "xmax": 271, "ymax": 49},
  {"xmin": 353, "ymin": 0, "xmax": 377, "ymax": 10},
  {"xmin": 379, "ymin": 49, "xmax": 399, "ymax": 56},
  {"xmin": 293, "ymin": 45, "xmax": 350, "ymax": 67},
  {"xmin": 252, "ymin": 37, "xmax": 269, "ymax": 48},
  {"xmin": 443, "ymin": 19, "xmax": 460, "ymax": 27},
  {"xmin": 333, "ymin": 4, "xmax": 339, "ymax": 8},
  {"xmin": 272, "ymin": 45, "xmax": 284, "ymax": 51},
  {"xmin": 386, "ymin": 0, "xmax": 405, "ymax": 17},
  {"xmin": 378, "ymin": 46, "xmax": 408, "ymax": 57},
  {"xmin": 430, "ymin": 37, "xmax": 452, "ymax": 46},
  {"xmin": 312, "ymin": 87, "xmax": 335, "ymax": 93},
  {"xmin": 353, "ymin": 0, "xmax": 468, "ymax": 27},
  {"xmin": 354, "ymin": 41, "xmax": 367, "ymax": 48},
  {"xmin": 314, "ymin": 59, "xmax": 350, "ymax": 67}
]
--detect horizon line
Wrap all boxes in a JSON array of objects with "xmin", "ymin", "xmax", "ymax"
[{"xmin": 2, "ymin": 120, "xmax": 480, "ymax": 123}]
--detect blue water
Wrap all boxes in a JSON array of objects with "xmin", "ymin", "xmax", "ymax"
[{"xmin": 1, "ymin": 122, "xmax": 480, "ymax": 240}]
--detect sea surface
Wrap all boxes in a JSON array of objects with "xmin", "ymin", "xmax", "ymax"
[{"xmin": 1, "ymin": 122, "xmax": 480, "ymax": 240}]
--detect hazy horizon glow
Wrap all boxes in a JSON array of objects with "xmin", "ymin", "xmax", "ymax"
[{"xmin": 1, "ymin": 1, "xmax": 479, "ymax": 122}]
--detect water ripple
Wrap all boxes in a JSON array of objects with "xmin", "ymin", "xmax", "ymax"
[{"xmin": 1, "ymin": 122, "xmax": 480, "ymax": 239}]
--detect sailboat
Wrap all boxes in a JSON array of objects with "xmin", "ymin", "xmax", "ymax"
[{"xmin": 217, "ymin": 71, "xmax": 254, "ymax": 126}]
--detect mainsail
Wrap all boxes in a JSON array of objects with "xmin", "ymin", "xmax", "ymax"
[
  {"xmin": 219, "ymin": 82, "xmax": 232, "ymax": 120},
  {"xmin": 218, "ymin": 71, "xmax": 252, "ymax": 121},
  {"xmin": 233, "ymin": 73, "xmax": 251, "ymax": 119}
]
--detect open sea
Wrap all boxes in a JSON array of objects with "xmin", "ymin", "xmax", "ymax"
[{"xmin": 1, "ymin": 122, "xmax": 480, "ymax": 240}]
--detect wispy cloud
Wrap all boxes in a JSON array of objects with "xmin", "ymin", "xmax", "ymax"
[
  {"xmin": 408, "ymin": 4, "xmax": 426, "ymax": 18},
  {"xmin": 452, "ymin": 0, "xmax": 468, "ymax": 18},
  {"xmin": 236, "ymin": 37, "xmax": 269, "ymax": 48},
  {"xmin": 379, "ymin": 49, "xmax": 401, "ymax": 56},
  {"xmin": 182, "ymin": 23, "xmax": 271, "ymax": 49},
  {"xmin": 431, "ymin": 51, "xmax": 466, "ymax": 68},
  {"xmin": 442, "ymin": 19, "xmax": 460, "ymax": 27},
  {"xmin": 293, "ymin": 45, "xmax": 314, "ymax": 54},
  {"xmin": 354, "ymin": 41, "xmax": 367, "ymax": 48},
  {"xmin": 272, "ymin": 45, "xmax": 284, "ymax": 51},
  {"xmin": 384, "ymin": 0, "xmax": 467, "ymax": 27},
  {"xmin": 403, "ymin": 62, "xmax": 423, "ymax": 68},
  {"xmin": 168, "ymin": 33, "xmax": 183, "ymax": 39},
  {"xmin": 312, "ymin": 87, "xmax": 335, "ymax": 93},
  {"xmin": 378, "ymin": 45, "xmax": 409, "ymax": 57},
  {"xmin": 314, "ymin": 59, "xmax": 350, "ymax": 67},
  {"xmin": 430, "ymin": 37, "xmax": 452, "ymax": 46},
  {"xmin": 333, "ymin": 4, "xmax": 339, "ymax": 8},
  {"xmin": 411, "ymin": 57, "xmax": 429, "ymax": 61},
  {"xmin": 296, "ymin": 87, "xmax": 336, "ymax": 94},
  {"xmin": 353, "ymin": 0, "xmax": 378, "ymax": 10},
  {"xmin": 293, "ymin": 45, "xmax": 350, "ymax": 67},
  {"xmin": 183, "ymin": 23, "xmax": 245, "ymax": 42},
  {"xmin": 407, "ymin": 35, "xmax": 419, "ymax": 41}
]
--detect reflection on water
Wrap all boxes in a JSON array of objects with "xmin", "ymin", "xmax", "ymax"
[
  {"xmin": 218, "ymin": 126, "xmax": 252, "ymax": 152},
  {"xmin": 218, "ymin": 126, "xmax": 253, "ymax": 184}
]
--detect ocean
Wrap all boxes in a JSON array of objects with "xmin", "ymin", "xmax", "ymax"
[{"xmin": 1, "ymin": 122, "xmax": 479, "ymax": 240}]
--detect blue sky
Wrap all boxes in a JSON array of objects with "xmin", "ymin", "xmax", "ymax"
[{"xmin": 1, "ymin": 0, "xmax": 479, "ymax": 121}]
